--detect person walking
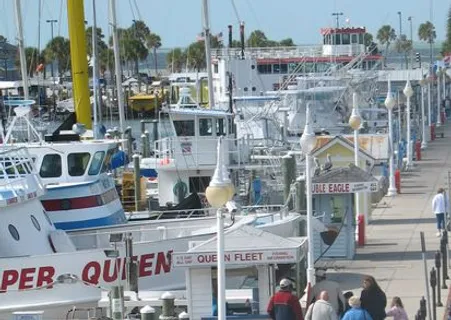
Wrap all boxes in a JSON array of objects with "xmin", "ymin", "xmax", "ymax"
[
  {"xmin": 432, "ymin": 187, "xmax": 446, "ymax": 236},
  {"xmin": 342, "ymin": 296, "xmax": 373, "ymax": 320},
  {"xmin": 267, "ymin": 279, "xmax": 304, "ymax": 320},
  {"xmin": 360, "ymin": 276, "xmax": 386, "ymax": 320},
  {"xmin": 305, "ymin": 291, "xmax": 338, "ymax": 320},
  {"xmin": 309, "ymin": 270, "xmax": 346, "ymax": 316},
  {"xmin": 385, "ymin": 296, "xmax": 408, "ymax": 320}
]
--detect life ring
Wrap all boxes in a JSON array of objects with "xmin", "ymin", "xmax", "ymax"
[{"xmin": 173, "ymin": 179, "xmax": 188, "ymax": 198}]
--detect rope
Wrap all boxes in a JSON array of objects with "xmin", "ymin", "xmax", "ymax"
[{"xmin": 230, "ymin": 0, "xmax": 241, "ymax": 24}]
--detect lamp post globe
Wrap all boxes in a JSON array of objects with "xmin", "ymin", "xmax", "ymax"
[
  {"xmin": 349, "ymin": 109, "xmax": 362, "ymax": 131},
  {"xmin": 384, "ymin": 92, "xmax": 396, "ymax": 110},
  {"xmin": 403, "ymin": 80, "xmax": 414, "ymax": 98}
]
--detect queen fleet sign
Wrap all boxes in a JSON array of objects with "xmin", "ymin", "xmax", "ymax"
[{"xmin": 312, "ymin": 182, "xmax": 378, "ymax": 194}]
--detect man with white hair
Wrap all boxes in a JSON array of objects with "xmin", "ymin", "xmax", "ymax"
[
  {"xmin": 267, "ymin": 279, "xmax": 304, "ymax": 320},
  {"xmin": 304, "ymin": 291, "xmax": 338, "ymax": 320},
  {"xmin": 309, "ymin": 270, "xmax": 346, "ymax": 316},
  {"xmin": 341, "ymin": 296, "xmax": 373, "ymax": 320}
]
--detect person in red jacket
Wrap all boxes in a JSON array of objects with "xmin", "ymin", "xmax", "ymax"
[{"xmin": 267, "ymin": 279, "xmax": 304, "ymax": 320}]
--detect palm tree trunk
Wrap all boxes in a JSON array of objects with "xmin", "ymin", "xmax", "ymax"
[
  {"xmin": 153, "ymin": 47, "xmax": 158, "ymax": 76},
  {"xmin": 430, "ymin": 42, "xmax": 433, "ymax": 66},
  {"xmin": 385, "ymin": 43, "xmax": 389, "ymax": 67}
]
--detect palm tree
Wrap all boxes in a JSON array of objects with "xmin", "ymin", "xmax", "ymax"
[
  {"xmin": 44, "ymin": 36, "xmax": 71, "ymax": 76},
  {"xmin": 186, "ymin": 41, "xmax": 205, "ymax": 72},
  {"xmin": 247, "ymin": 30, "xmax": 269, "ymax": 47},
  {"xmin": 376, "ymin": 25, "xmax": 397, "ymax": 65},
  {"xmin": 129, "ymin": 20, "xmax": 150, "ymax": 75},
  {"xmin": 166, "ymin": 48, "xmax": 186, "ymax": 73},
  {"xmin": 85, "ymin": 26, "xmax": 107, "ymax": 59},
  {"xmin": 418, "ymin": 21, "xmax": 436, "ymax": 65},
  {"xmin": 443, "ymin": 6, "xmax": 451, "ymax": 54},
  {"xmin": 146, "ymin": 33, "xmax": 162, "ymax": 76},
  {"xmin": 394, "ymin": 35, "xmax": 412, "ymax": 68}
]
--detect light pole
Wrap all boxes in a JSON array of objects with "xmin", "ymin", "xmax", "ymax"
[
  {"xmin": 403, "ymin": 77, "xmax": 414, "ymax": 169},
  {"xmin": 349, "ymin": 92, "xmax": 362, "ymax": 234},
  {"xmin": 300, "ymin": 102, "xmax": 317, "ymax": 286},
  {"xmin": 205, "ymin": 137, "xmax": 234, "ymax": 320},
  {"xmin": 385, "ymin": 78, "xmax": 397, "ymax": 196},
  {"xmin": 420, "ymin": 75, "xmax": 428, "ymax": 149},
  {"xmin": 397, "ymin": 11, "xmax": 402, "ymax": 36},
  {"xmin": 408, "ymin": 16, "xmax": 413, "ymax": 69},
  {"xmin": 437, "ymin": 69, "xmax": 442, "ymax": 126},
  {"xmin": 332, "ymin": 12, "xmax": 344, "ymax": 28}
]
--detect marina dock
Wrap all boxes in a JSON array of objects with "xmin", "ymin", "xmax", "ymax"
[{"xmin": 319, "ymin": 122, "xmax": 451, "ymax": 319}]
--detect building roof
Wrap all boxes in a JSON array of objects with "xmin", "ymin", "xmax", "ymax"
[{"xmin": 312, "ymin": 163, "xmax": 377, "ymax": 184}]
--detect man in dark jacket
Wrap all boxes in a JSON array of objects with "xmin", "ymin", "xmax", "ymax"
[{"xmin": 267, "ymin": 279, "xmax": 304, "ymax": 320}]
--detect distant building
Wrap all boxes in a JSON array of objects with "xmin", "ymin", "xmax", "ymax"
[{"xmin": 0, "ymin": 41, "xmax": 19, "ymax": 81}]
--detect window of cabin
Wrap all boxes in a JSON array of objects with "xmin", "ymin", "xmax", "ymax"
[
  {"xmin": 173, "ymin": 120, "xmax": 195, "ymax": 136},
  {"xmin": 101, "ymin": 148, "xmax": 117, "ymax": 173},
  {"xmin": 199, "ymin": 118, "xmax": 213, "ymax": 136},
  {"xmin": 334, "ymin": 34, "xmax": 341, "ymax": 45},
  {"xmin": 189, "ymin": 176, "xmax": 211, "ymax": 193},
  {"xmin": 68, "ymin": 153, "xmax": 91, "ymax": 176},
  {"xmin": 40, "ymin": 154, "xmax": 62, "ymax": 178},
  {"xmin": 359, "ymin": 33, "xmax": 364, "ymax": 44},
  {"xmin": 342, "ymin": 33, "xmax": 350, "ymax": 45},
  {"xmin": 88, "ymin": 151, "xmax": 105, "ymax": 175},
  {"xmin": 280, "ymin": 64, "xmax": 288, "ymax": 74},
  {"xmin": 257, "ymin": 64, "xmax": 271, "ymax": 74},
  {"xmin": 214, "ymin": 64, "xmax": 219, "ymax": 73},
  {"xmin": 273, "ymin": 64, "xmax": 280, "ymax": 74},
  {"xmin": 216, "ymin": 118, "xmax": 226, "ymax": 136},
  {"xmin": 351, "ymin": 34, "xmax": 358, "ymax": 44}
]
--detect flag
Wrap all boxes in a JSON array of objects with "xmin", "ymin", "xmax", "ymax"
[{"xmin": 216, "ymin": 32, "xmax": 223, "ymax": 42}]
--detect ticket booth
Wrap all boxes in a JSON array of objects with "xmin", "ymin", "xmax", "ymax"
[
  {"xmin": 311, "ymin": 163, "xmax": 378, "ymax": 260},
  {"xmin": 172, "ymin": 225, "xmax": 308, "ymax": 320}
]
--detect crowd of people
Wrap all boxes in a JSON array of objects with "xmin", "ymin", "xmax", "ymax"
[{"xmin": 267, "ymin": 273, "xmax": 409, "ymax": 320}]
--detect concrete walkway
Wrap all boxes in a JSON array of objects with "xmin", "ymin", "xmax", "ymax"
[{"xmin": 323, "ymin": 123, "xmax": 451, "ymax": 319}]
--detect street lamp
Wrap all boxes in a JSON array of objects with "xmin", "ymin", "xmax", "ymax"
[
  {"xmin": 427, "ymin": 72, "xmax": 433, "ymax": 141},
  {"xmin": 397, "ymin": 11, "xmax": 402, "ymax": 36},
  {"xmin": 300, "ymin": 102, "xmax": 317, "ymax": 286},
  {"xmin": 385, "ymin": 78, "xmax": 397, "ymax": 196},
  {"xmin": 403, "ymin": 77, "xmax": 414, "ymax": 169},
  {"xmin": 349, "ymin": 92, "xmax": 362, "ymax": 238},
  {"xmin": 420, "ymin": 77, "xmax": 428, "ymax": 149},
  {"xmin": 205, "ymin": 137, "xmax": 234, "ymax": 320},
  {"xmin": 46, "ymin": 19, "xmax": 57, "ymax": 113}
]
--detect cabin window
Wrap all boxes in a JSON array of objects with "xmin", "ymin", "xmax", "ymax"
[
  {"xmin": 359, "ymin": 33, "xmax": 364, "ymax": 45},
  {"xmin": 342, "ymin": 33, "xmax": 350, "ymax": 45},
  {"xmin": 351, "ymin": 34, "xmax": 358, "ymax": 44},
  {"xmin": 68, "ymin": 153, "xmax": 91, "ymax": 176},
  {"xmin": 273, "ymin": 64, "xmax": 280, "ymax": 74},
  {"xmin": 173, "ymin": 120, "xmax": 195, "ymax": 136},
  {"xmin": 214, "ymin": 64, "xmax": 219, "ymax": 73},
  {"xmin": 257, "ymin": 64, "xmax": 271, "ymax": 74},
  {"xmin": 31, "ymin": 215, "xmax": 41, "ymax": 231},
  {"xmin": 40, "ymin": 154, "xmax": 62, "ymax": 178},
  {"xmin": 288, "ymin": 63, "xmax": 298, "ymax": 73},
  {"xmin": 199, "ymin": 118, "xmax": 213, "ymax": 136},
  {"xmin": 334, "ymin": 34, "xmax": 341, "ymax": 45},
  {"xmin": 216, "ymin": 118, "xmax": 226, "ymax": 136},
  {"xmin": 88, "ymin": 151, "xmax": 105, "ymax": 175},
  {"xmin": 8, "ymin": 224, "xmax": 19, "ymax": 241},
  {"xmin": 101, "ymin": 148, "xmax": 117, "ymax": 173},
  {"xmin": 189, "ymin": 176, "xmax": 211, "ymax": 193}
]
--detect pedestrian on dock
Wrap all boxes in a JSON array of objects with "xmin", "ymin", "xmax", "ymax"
[
  {"xmin": 304, "ymin": 291, "xmax": 338, "ymax": 320},
  {"xmin": 360, "ymin": 275, "xmax": 386, "ymax": 320},
  {"xmin": 385, "ymin": 296, "xmax": 408, "ymax": 320},
  {"xmin": 267, "ymin": 279, "xmax": 304, "ymax": 320},
  {"xmin": 309, "ymin": 270, "xmax": 346, "ymax": 316},
  {"xmin": 341, "ymin": 296, "xmax": 373, "ymax": 320},
  {"xmin": 432, "ymin": 187, "xmax": 446, "ymax": 237}
]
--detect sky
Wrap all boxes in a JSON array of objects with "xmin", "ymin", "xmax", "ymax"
[{"xmin": 0, "ymin": 0, "xmax": 449, "ymax": 50}]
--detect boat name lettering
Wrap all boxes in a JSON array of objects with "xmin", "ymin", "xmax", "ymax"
[
  {"xmin": 197, "ymin": 252, "xmax": 264, "ymax": 264},
  {"xmin": 0, "ymin": 251, "xmax": 172, "ymax": 292},
  {"xmin": 312, "ymin": 182, "xmax": 377, "ymax": 194}
]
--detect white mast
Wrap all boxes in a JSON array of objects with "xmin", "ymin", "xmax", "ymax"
[
  {"xmin": 109, "ymin": 0, "xmax": 125, "ymax": 136},
  {"xmin": 92, "ymin": 0, "xmax": 99, "ymax": 138},
  {"xmin": 202, "ymin": 0, "xmax": 214, "ymax": 108},
  {"xmin": 13, "ymin": 0, "xmax": 29, "ymax": 100}
]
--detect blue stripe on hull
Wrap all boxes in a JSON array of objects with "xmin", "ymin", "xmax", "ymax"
[{"xmin": 54, "ymin": 209, "xmax": 127, "ymax": 230}]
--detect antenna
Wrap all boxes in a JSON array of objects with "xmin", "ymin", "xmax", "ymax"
[{"xmin": 331, "ymin": 12, "xmax": 344, "ymax": 29}]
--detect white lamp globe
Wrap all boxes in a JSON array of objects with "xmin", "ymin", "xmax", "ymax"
[
  {"xmin": 349, "ymin": 92, "xmax": 361, "ymax": 130},
  {"xmin": 403, "ymin": 80, "xmax": 414, "ymax": 98},
  {"xmin": 300, "ymin": 131, "xmax": 317, "ymax": 155},
  {"xmin": 384, "ymin": 91, "xmax": 395, "ymax": 110}
]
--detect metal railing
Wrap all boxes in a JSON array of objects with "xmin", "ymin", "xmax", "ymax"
[{"xmin": 211, "ymin": 46, "xmax": 323, "ymax": 60}]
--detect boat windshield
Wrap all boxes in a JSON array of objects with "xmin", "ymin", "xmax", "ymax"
[{"xmin": 101, "ymin": 147, "xmax": 118, "ymax": 173}]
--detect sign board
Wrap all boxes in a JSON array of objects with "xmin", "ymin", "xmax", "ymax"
[
  {"xmin": 312, "ymin": 181, "xmax": 378, "ymax": 194},
  {"xmin": 172, "ymin": 249, "xmax": 299, "ymax": 268}
]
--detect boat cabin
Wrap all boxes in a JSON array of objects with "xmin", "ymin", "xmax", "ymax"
[{"xmin": 27, "ymin": 138, "xmax": 120, "ymax": 185}]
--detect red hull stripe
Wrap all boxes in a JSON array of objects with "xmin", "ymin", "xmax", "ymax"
[{"xmin": 42, "ymin": 188, "xmax": 119, "ymax": 211}]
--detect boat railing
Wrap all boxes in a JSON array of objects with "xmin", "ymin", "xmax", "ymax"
[
  {"xmin": 0, "ymin": 147, "xmax": 45, "ymax": 205},
  {"xmin": 154, "ymin": 136, "xmax": 249, "ymax": 167},
  {"xmin": 211, "ymin": 46, "xmax": 323, "ymax": 60}
]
